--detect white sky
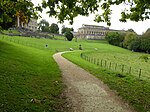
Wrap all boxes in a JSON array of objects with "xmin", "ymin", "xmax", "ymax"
[{"xmin": 32, "ymin": 0, "xmax": 150, "ymax": 35}]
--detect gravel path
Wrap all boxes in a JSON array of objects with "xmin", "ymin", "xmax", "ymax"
[{"xmin": 53, "ymin": 52, "xmax": 135, "ymax": 112}]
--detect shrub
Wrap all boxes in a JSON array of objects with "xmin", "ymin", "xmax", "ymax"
[
  {"xmin": 129, "ymin": 38, "xmax": 141, "ymax": 51},
  {"xmin": 123, "ymin": 32, "xmax": 137, "ymax": 49},
  {"xmin": 140, "ymin": 37, "xmax": 150, "ymax": 53},
  {"xmin": 105, "ymin": 32, "xmax": 122, "ymax": 46},
  {"xmin": 130, "ymin": 37, "xmax": 150, "ymax": 53},
  {"xmin": 64, "ymin": 31, "xmax": 74, "ymax": 41}
]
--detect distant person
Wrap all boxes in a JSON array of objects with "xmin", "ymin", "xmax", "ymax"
[
  {"xmin": 45, "ymin": 44, "xmax": 48, "ymax": 48},
  {"xmin": 79, "ymin": 44, "xmax": 82, "ymax": 50}
]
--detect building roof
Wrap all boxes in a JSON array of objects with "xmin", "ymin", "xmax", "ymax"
[{"xmin": 79, "ymin": 24, "xmax": 109, "ymax": 30}]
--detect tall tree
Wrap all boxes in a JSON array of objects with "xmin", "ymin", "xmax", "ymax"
[
  {"xmin": 38, "ymin": 19, "xmax": 50, "ymax": 32},
  {"xmin": 0, "ymin": 0, "xmax": 37, "ymax": 29},
  {"xmin": 40, "ymin": 0, "xmax": 150, "ymax": 25},
  {"xmin": 61, "ymin": 26, "xmax": 74, "ymax": 34},
  {"xmin": 143, "ymin": 28, "xmax": 150, "ymax": 38},
  {"xmin": 49, "ymin": 23, "xmax": 59, "ymax": 34}
]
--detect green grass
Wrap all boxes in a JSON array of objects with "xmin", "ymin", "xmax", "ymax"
[
  {"xmin": 1, "ymin": 29, "xmax": 20, "ymax": 35},
  {"xmin": 0, "ymin": 34, "xmax": 150, "ymax": 112},
  {"xmin": 81, "ymin": 50, "xmax": 150, "ymax": 80},
  {"xmin": 0, "ymin": 40, "xmax": 64, "ymax": 112},
  {"xmin": 63, "ymin": 51, "xmax": 150, "ymax": 112}
]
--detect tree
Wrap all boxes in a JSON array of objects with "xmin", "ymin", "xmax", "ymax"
[
  {"xmin": 123, "ymin": 32, "xmax": 137, "ymax": 49},
  {"xmin": 105, "ymin": 32, "xmax": 123, "ymax": 46},
  {"xmin": 127, "ymin": 29, "xmax": 135, "ymax": 33},
  {"xmin": 143, "ymin": 28, "xmax": 150, "ymax": 38},
  {"xmin": 40, "ymin": 0, "xmax": 150, "ymax": 25},
  {"xmin": 0, "ymin": 0, "xmax": 38, "ymax": 29},
  {"xmin": 65, "ymin": 31, "xmax": 74, "ymax": 41},
  {"xmin": 49, "ymin": 23, "xmax": 59, "ymax": 34},
  {"xmin": 61, "ymin": 25, "xmax": 74, "ymax": 34},
  {"xmin": 38, "ymin": 19, "xmax": 50, "ymax": 32}
]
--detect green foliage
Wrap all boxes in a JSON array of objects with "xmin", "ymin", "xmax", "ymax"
[
  {"xmin": 123, "ymin": 32, "xmax": 137, "ymax": 49},
  {"xmin": 38, "ymin": 0, "xmax": 150, "ymax": 25},
  {"xmin": 143, "ymin": 28, "xmax": 150, "ymax": 38},
  {"xmin": 49, "ymin": 23, "xmax": 59, "ymax": 34},
  {"xmin": 140, "ymin": 37, "xmax": 150, "ymax": 53},
  {"xmin": 129, "ymin": 39, "xmax": 141, "ymax": 52},
  {"xmin": 130, "ymin": 31, "xmax": 150, "ymax": 53},
  {"xmin": 0, "ymin": 0, "xmax": 38, "ymax": 29},
  {"xmin": 63, "ymin": 51, "xmax": 150, "ymax": 112},
  {"xmin": 38, "ymin": 19, "xmax": 50, "ymax": 32},
  {"xmin": 61, "ymin": 25, "xmax": 74, "ymax": 34},
  {"xmin": 105, "ymin": 32, "xmax": 123, "ymax": 46},
  {"xmin": 65, "ymin": 31, "xmax": 74, "ymax": 41}
]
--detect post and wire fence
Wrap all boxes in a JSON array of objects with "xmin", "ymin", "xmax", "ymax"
[
  {"xmin": 81, "ymin": 53, "xmax": 145, "ymax": 79},
  {"xmin": 0, "ymin": 35, "xmax": 70, "ymax": 52}
]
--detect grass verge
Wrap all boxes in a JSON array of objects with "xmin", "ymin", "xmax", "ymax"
[{"xmin": 63, "ymin": 51, "xmax": 150, "ymax": 112}]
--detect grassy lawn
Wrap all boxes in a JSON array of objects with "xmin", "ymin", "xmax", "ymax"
[
  {"xmin": 0, "ymin": 40, "xmax": 65, "ymax": 112},
  {"xmin": 81, "ymin": 50, "xmax": 150, "ymax": 80},
  {"xmin": 0, "ymin": 34, "xmax": 150, "ymax": 112},
  {"xmin": 63, "ymin": 51, "xmax": 150, "ymax": 112}
]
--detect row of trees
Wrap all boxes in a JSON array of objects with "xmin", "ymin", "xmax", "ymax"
[
  {"xmin": 38, "ymin": 20, "xmax": 74, "ymax": 41},
  {"xmin": 38, "ymin": 19, "xmax": 59, "ymax": 34},
  {"xmin": 105, "ymin": 29, "xmax": 150, "ymax": 53}
]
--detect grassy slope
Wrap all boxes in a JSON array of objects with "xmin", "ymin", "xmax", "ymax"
[
  {"xmin": 83, "ymin": 50, "xmax": 150, "ymax": 80},
  {"xmin": 0, "ymin": 40, "xmax": 64, "ymax": 112},
  {"xmin": 0, "ymin": 35, "xmax": 150, "ymax": 111},
  {"xmin": 63, "ymin": 51, "xmax": 150, "ymax": 112}
]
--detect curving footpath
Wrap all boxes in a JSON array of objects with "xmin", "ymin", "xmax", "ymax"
[{"xmin": 53, "ymin": 52, "xmax": 136, "ymax": 112}]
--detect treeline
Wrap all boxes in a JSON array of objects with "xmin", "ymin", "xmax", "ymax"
[{"xmin": 105, "ymin": 29, "xmax": 150, "ymax": 53}]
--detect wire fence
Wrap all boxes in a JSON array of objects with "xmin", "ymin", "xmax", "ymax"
[
  {"xmin": 81, "ymin": 53, "xmax": 149, "ymax": 80},
  {"xmin": 0, "ymin": 35, "xmax": 72, "ymax": 53}
]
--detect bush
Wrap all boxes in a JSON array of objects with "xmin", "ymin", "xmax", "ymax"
[
  {"xmin": 140, "ymin": 37, "xmax": 150, "ymax": 53},
  {"xmin": 105, "ymin": 32, "xmax": 123, "ymax": 46},
  {"xmin": 65, "ymin": 31, "xmax": 74, "ymax": 41},
  {"xmin": 130, "ymin": 37, "xmax": 150, "ymax": 53},
  {"xmin": 129, "ymin": 38, "xmax": 141, "ymax": 51},
  {"xmin": 123, "ymin": 32, "xmax": 137, "ymax": 49}
]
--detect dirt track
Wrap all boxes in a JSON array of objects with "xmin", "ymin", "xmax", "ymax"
[{"xmin": 53, "ymin": 52, "xmax": 135, "ymax": 112}]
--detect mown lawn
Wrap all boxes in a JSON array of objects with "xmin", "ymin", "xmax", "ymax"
[
  {"xmin": 82, "ymin": 50, "xmax": 150, "ymax": 80},
  {"xmin": 0, "ymin": 34, "xmax": 150, "ymax": 112},
  {"xmin": 0, "ymin": 40, "xmax": 64, "ymax": 112},
  {"xmin": 63, "ymin": 51, "xmax": 150, "ymax": 112}
]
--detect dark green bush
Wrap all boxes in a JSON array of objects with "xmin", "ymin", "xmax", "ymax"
[
  {"xmin": 129, "ymin": 38, "xmax": 141, "ymax": 51},
  {"xmin": 130, "ymin": 37, "xmax": 150, "ymax": 53},
  {"xmin": 105, "ymin": 32, "xmax": 123, "ymax": 46},
  {"xmin": 64, "ymin": 31, "xmax": 74, "ymax": 41}
]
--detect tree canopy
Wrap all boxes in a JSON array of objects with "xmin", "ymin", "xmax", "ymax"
[
  {"xmin": 0, "ymin": 0, "xmax": 38, "ymax": 29},
  {"xmin": 40, "ymin": 0, "xmax": 150, "ymax": 25},
  {"xmin": 38, "ymin": 19, "xmax": 50, "ymax": 32},
  {"xmin": 61, "ymin": 25, "xmax": 74, "ymax": 34},
  {"xmin": 49, "ymin": 23, "xmax": 59, "ymax": 34}
]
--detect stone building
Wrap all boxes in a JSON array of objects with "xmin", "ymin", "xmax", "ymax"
[
  {"xmin": 78, "ymin": 24, "xmax": 109, "ymax": 39},
  {"xmin": 25, "ymin": 18, "xmax": 38, "ymax": 31},
  {"xmin": 16, "ymin": 17, "xmax": 38, "ymax": 31}
]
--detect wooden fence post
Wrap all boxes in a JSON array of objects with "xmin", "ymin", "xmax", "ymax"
[
  {"xmin": 109, "ymin": 62, "xmax": 111, "ymax": 69},
  {"xmin": 101, "ymin": 59, "xmax": 103, "ymax": 67},
  {"xmin": 97, "ymin": 59, "xmax": 99, "ymax": 65},
  {"xmin": 139, "ymin": 69, "xmax": 142, "ymax": 79},
  {"xmin": 115, "ymin": 63, "xmax": 117, "ymax": 70},
  {"xmin": 105, "ymin": 60, "xmax": 107, "ymax": 68},
  {"xmin": 129, "ymin": 67, "xmax": 132, "ymax": 74}
]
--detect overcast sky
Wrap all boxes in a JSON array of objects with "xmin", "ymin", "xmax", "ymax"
[{"xmin": 32, "ymin": 0, "xmax": 150, "ymax": 35}]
